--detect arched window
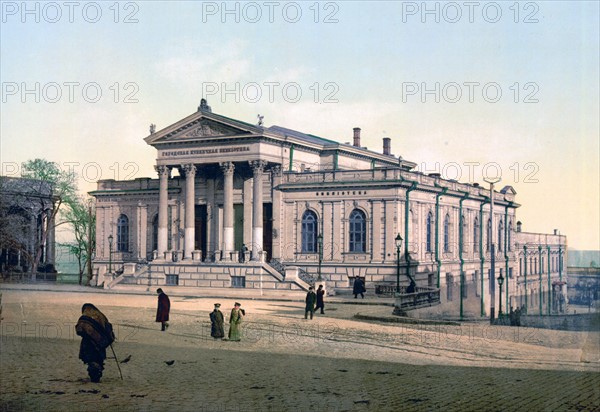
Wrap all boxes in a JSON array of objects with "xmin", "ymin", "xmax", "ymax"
[
  {"xmin": 473, "ymin": 217, "xmax": 479, "ymax": 253},
  {"xmin": 426, "ymin": 212, "xmax": 433, "ymax": 253},
  {"xmin": 117, "ymin": 214, "xmax": 129, "ymax": 252},
  {"xmin": 349, "ymin": 209, "xmax": 366, "ymax": 253},
  {"xmin": 443, "ymin": 213, "xmax": 450, "ymax": 253},
  {"xmin": 152, "ymin": 214, "xmax": 158, "ymax": 252},
  {"xmin": 498, "ymin": 220, "xmax": 503, "ymax": 252},
  {"xmin": 301, "ymin": 210, "xmax": 318, "ymax": 253},
  {"xmin": 508, "ymin": 221, "xmax": 512, "ymax": 251},
  {"xmin": 486, "ymin": 219, "xmax": 492, "ymax": 252}
]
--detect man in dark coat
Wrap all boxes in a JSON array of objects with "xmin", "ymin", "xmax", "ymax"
[
  {"xmin": 210, "ymin": 303, "xmax": 225, "ymax": 339},
  {"xmin": 305, "ymin": 287, "xmax": 317, "ymax": 319},
  {"xmin": 315, "ymin": 284, "xmax": 325, "ymax": 314},
  {"xmin": 353, "ymin": 277, "xmax": 366, "ymax": 299},
  {"xmin": 75, "ymin": 303, "xmax": 115, "ymax": 383},
  {"xmin": 156, "ymin": 288, "xmax": 171, "ymax": 331}
]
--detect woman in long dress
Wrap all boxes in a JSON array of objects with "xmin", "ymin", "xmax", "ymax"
[{"xmin": 228, "ymin": 302, "xmax": 244, "ymax": 341}]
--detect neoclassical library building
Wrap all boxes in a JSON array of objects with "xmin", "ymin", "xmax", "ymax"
[{"xmin": 91, "ymin": 100, "xmax": 567, "ymax": 317}]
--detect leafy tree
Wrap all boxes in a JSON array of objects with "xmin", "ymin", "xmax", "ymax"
[
  {"xmin": 20, "ymin": 159, "xmax": 77, "ymax": 278},
  {"xmin": 61, "ymin": 198, "xmax": 96, "ymax": 285}
]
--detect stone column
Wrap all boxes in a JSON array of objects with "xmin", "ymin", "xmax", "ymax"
[
  {"xmin": 271, "ymin": 165, "xmax": 282, "ymax": 260},
  {"xmin": 250, "ymin": 160, "xmax": 266, "ymax": 260},
  {"xmin": 182, "ymin": 164, "xmax": 197, "ymax": 260},
  {"xmin": 137, "ymin": 202, "xmax": 147, "ymax": 260},
  {"xmin": 220, "ymin": 162, "xmax": 235, "ymax": 261},
  {"xmin": 155, "ymin": 165, "xmax": 170, "ymax": 259},
  {"xmin": 46, "ymin": 213, "xmax": 56, "ymax": 266}
]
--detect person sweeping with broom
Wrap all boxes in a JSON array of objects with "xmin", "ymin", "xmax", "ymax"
[{"xmin": 75, "ymin": 303, "xmax": 118, "ymax": 383}]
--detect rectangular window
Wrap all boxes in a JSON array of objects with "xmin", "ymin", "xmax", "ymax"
[
  {"xmin": 462, "ymin": 273, "xmax": 468, "ymax": 299},
  {"xmin": 166, "ymin": 275, "xmax": 179, "ymax": 286},
  {"xmin": 509, "ymin": 268, "xmax": 513, "ymax": 279},
  {"xmin": 231, "ymin": 276, "xmax": 246, "ymax": 288},
  {"xmin": 428, "ymin": 273, "xmax": 435, "ymax": 288},
  {"xmin": 474, "ymin": 271, "xmax": 480, "ymax": 297}
]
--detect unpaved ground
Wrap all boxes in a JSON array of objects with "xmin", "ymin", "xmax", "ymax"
[{"xmin": 1, "ymin": 288, "xmax": 599, "ymax": 411}]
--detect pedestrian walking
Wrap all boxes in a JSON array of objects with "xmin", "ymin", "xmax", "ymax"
[
  {"xmin": 353, "ymin": 277, "xmax": 366, "ymax": 299},
  {"xmin": 228, "ymin": 302, "xmax": 244, "ymax": 341},
  {"xmin": 305, "ymin": 287, "xmax": 317, "ymax": 319},
  {"xmin": 210, "ymin": 303, "xmax": 225, "ymax": 339},
  {"xmin": 315, "ymin": 284, "xmax": 325, "ymax": 314},
  {"xmin": 156, "ymin": 288, "xmax": 171, "ymax": 331},
  {"xmin": 75, "ymin": 303, "xmax": 115, "ymax": 383},
  {"xmin": 239, "ymin": 244, "xmax": 248, "ymax": 263}
]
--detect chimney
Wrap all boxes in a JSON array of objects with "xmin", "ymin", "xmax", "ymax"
[
  {"xmin": 353, "ymin": 127, "xmax": 361, "ymax": 147},
  {"xmin": 553, "ymin": 229, "xmax": 558, "ymax": 235},
  {"xmin": 383, "ymin": 137, "xmax": 391, "ymax": 155},
  {"xmin": 517, "ymin": 221, "xmax": 522, "ymax": 232}
]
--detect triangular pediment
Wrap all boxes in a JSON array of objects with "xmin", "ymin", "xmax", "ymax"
[
  {"xmin": 145, "ymin": 111, "xmax": 263, "ymax": 146},
  {"xmin": 174, "ymin": 118, "xmax": 246, "ymax": 139}
]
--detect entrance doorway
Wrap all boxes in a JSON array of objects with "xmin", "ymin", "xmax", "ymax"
[
  {"xmin": 195, "ymin": 205, "xmax": 207, "ymax": 261},
  {"xmin": 263, "ymin": 203, "xmax": 273, "ymax": 261},
  {"xmin": 234, "ymin": 204, "xmax": 244, "ymax": 251}
]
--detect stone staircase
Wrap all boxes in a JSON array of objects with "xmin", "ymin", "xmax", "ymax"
[{"xmin": 105, "ymin": 260, "xmax": 311, "ymax": 292}]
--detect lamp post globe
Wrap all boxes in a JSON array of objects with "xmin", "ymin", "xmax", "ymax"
[{"xmin": 395, "ymin": 234, "xmax": 403, "ymax": 293}]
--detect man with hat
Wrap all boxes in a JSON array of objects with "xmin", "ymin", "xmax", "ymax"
[
  {"xmin": 156, "ymin": 288, "xmax": 171, "ymax": 331},
  {"xmin": 228, "ymin": 302, "xmax": 244, "ymax": 341},
  {"xmin": 210, "ymin": 303, "xmax": 225, "ymax": 339},
  {"xmin": 305, "ymin": 287, "xmax": 317, "ymax": 320}
]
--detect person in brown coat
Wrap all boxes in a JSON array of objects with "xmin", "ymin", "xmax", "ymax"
[
  {"xmin": 156, "ymin": 288, "xmax": 171, "ymax": 331},
  {"xmin": 75, "ymin": 303, "xmax": 115, "ymax": 382}
]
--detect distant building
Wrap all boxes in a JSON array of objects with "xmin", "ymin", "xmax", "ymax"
[
  {"xmin": 0, "ymin": 176, "xmax": 56, "ymax": 274},
  {"xmin": 90, "ymin": 101, "xmax": 567, "ymax": 317}
]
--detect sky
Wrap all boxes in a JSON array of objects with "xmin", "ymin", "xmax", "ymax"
[{"xmin": 1, "ymin": 1, "xmax": 598, "ymax": 250}]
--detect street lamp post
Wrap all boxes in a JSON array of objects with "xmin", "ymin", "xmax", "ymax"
[
  {"xmin": 497, "ymin": 273, "xmax": 504, "ymax": 317},
  {"xmin": 108, "ymin": 234, "xmax": 114, "ymax": 275},
  {"xmin": 317, "ymin": 233, "xmax": 323, "ymax": 282},
  {"xmin": 484, "ymin": 176, "xmax": 501, "ymax": 324},
  {"xmin": 395, "ymin": 234, "xmax": 403, "ymax": 293}
]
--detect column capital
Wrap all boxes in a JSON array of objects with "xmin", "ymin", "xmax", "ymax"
[
  {"xmin": 271, "ymin": 164, "xmax": 282, "ymax": 176},
  {"xmin": 155, "ymin": 165, "xmax": 171, "ymax": 178},
  {"xmin": 181, "ymin": 163, "xmax": 197, "ymax": 177},
  {"xmin": 250, "ymin": 160, "xmax": 267, "ymax": 175},
  {"xmin": 219, "ymin": 162, "xmax": 235, "ymax": 175}
]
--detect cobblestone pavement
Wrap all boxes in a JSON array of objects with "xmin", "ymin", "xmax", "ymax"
[
  {"xmin": 1, "ymin": 288, "xmax": 598, "ymax": 411},
  {"xmin": 1, "ymin": 336, "xmax": 599, "ymax": 411}
]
